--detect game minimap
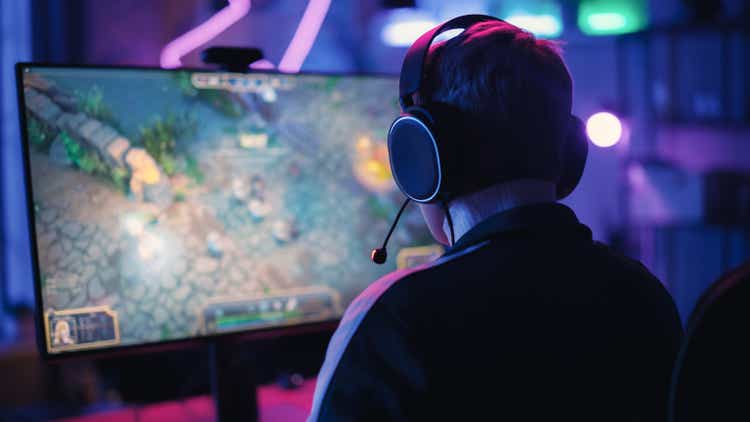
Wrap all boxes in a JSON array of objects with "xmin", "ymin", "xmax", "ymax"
[{"xmin": 20, "ymin": 66, "xmax": 441, "ymax": 354}]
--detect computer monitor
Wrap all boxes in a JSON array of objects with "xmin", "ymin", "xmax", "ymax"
[{"xmin": 16, "ymin": 64, "xmax": 442, "ymax": 358}]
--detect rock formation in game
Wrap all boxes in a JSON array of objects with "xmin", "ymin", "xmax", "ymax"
[{"xmin": 23, "ymin": 74, "xmax": 173, "ymax": 208}]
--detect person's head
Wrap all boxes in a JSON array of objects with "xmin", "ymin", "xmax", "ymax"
[{"xmin": 409, "ymin": 19, "xmax": 574, "ymax": 244}]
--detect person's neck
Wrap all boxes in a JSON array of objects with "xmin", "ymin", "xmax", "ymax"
[{"xmin": 443, "ymin": 179, "xmax": 557, "ymax": 243}]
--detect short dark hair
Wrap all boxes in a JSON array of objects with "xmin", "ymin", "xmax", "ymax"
[{"xmin": 422, "ymin": 20, "xmax": 573, "ymax": 183}]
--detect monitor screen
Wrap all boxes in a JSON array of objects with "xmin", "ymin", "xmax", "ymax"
[{"xmin": 18, "ymin": 65, "xmax": 441, "ymax": 356}]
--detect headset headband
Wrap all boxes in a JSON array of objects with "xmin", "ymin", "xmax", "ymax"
[{"xmin": 398, "ymin": 14, "xmax": 502, "ymax": 108}]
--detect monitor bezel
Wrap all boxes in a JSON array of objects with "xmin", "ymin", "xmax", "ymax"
[{"xmin": 16, "ymin": 62, "xmax": 399, "ymax": 360}]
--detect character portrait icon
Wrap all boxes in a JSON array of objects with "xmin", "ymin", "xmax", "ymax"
[{"xmin": 51, "ymin": 319, "xmax": 76, "ymax": 346}]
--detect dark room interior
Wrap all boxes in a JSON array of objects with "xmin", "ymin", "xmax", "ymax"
[{"xmin": 1, "ymin": 0, "xmax": 749, "ymax": 421}]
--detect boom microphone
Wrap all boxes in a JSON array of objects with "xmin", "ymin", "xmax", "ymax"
[{"xmin": 371, "ymin": 198, "xmax": 411, "ymax": 264}]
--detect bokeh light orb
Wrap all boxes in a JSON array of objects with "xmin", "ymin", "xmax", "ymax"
[{"xmin": 586, "ymin": 111, "xmax": 622, "ymax": 148}]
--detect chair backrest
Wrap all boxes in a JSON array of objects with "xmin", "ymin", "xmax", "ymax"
[{"xmin": 669, "ymin": 260, "xmax": 750, "ymax": 422}]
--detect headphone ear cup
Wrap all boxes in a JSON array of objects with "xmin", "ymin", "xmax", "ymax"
[
  {"xmin": 556, "ymin": 115, "xmax": 588, "ymax": 200},
  {"xmin": 388, "ymin": 106, "xmax": 444, "ymax": 203}
]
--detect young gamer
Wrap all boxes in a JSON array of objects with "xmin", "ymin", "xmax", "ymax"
[{"xmin": 310, "ymin": 15, "xmax": 683, "ymax": 421}]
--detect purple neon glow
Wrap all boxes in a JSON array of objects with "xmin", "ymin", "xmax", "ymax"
[
  {"xmin": 160, "ymin": 0, "xmax": 251, "ymax": 69},
  {"xmin": 278, "ymin": 0, "xmax": 331, "ymax": 73}
]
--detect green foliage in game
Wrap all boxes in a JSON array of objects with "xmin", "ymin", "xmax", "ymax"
[
  {"xmin": 27, "ymin": 114, "xmax": 57, "ymax": 151},
  {"xmin": 138, "ymin": 111, "xmax": 197, "ymax": 176},
  {"xmin": 184, "ymin": 156, "xmax": 204, "ymax": 184},
  {"xmin": 75, "ymin": 85, "xmax": 121, "ymax": 130},
  {"xmin": 61, "ymin": 131, "xmax": 107, "ymax": 175},
  {"xmin": 59, "ymin": 131, "xmax": 129, "ymax": 193},
  {"xmin": 111, "ymin": 167, "xmax": 130, "ymax": 193}
]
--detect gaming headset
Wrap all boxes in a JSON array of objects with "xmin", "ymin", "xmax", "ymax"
[{"xmin": 372, "ymin": 14, "xmax": 588, "ymax": 264}]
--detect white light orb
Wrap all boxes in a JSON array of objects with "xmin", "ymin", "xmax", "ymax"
[{"xmin": 586, "ymin": 111, "xmax": 623, "ymax": 148}]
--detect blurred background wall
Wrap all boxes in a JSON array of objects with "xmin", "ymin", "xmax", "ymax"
[{"xmin": 1, "ymin": 0, "xmax": 749, "ymax": 350}]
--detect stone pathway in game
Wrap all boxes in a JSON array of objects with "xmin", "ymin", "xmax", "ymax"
[{"xmin": 33, "ymin": 155, "xmax": 257, "ymax": 341}]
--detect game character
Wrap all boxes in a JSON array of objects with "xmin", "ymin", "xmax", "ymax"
[
  {"xmin": 249, "ymin": 175, "xmax": 266, "ymax": 200},
  {"xmin": 206, "ymin": 231, "xmax": 224, "ymax": 258},
  {"xmin": 309, "ymin": 15, "xmax": 683, "ymax": 422},
  {"xmin": 271, "ymin": 219, "xmax": 298, "ymax": 243},
  {"xmin": 247, "ymin": 199, "xmax": 272, "ymax": 220},
  {"xmin": 231, "ymin": 178, "xmax": 250, "ymax": 201},
  {"xmin": 52, "ymin": 319, "xmax": 75, "ymax": 346},
  {"xmin": 247, "ymin": 175, "xmax": 272, "ymax": 219}
]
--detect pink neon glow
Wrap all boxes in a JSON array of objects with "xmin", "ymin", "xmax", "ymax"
[
  {"xmin": 249, "ymin": 59, "xmax": 276, "ymax": 70},
  {"xmin": 278, "ymin": 0, "xmax": 332, "ymax": 73},
  {"xmin": 160, "ymin": 0, "xmax": 251, "ymax": 69},
  {"xmin": 586, "ymin": 111, "xmax": 623, "ymax": 148}
]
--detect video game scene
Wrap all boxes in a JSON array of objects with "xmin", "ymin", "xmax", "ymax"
[{"xmin": 20, "ymin": 66, "xmax": 442, "ymax": 354}]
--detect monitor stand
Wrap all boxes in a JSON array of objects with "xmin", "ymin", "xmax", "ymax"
[{"xmin": 209, "ymin": 340, "xmax": 259, "ymax": 422}]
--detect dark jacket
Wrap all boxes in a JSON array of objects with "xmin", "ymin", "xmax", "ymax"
[{"xmin": 310, "ymin": 203, "xmax": 683, "ymax": 421}]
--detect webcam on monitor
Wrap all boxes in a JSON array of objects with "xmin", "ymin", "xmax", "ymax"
[{"xmin": 201, "ymin": 46, "xmax": 264, "ymax": 72}]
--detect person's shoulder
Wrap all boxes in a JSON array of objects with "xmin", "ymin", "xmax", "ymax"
[
  {"xmin": 345, "ymin": 243, "xmax": 485, "ymax": 322},
  {"xmin": 308, "ymin": 267, "xmax": 429, "ymax": 421},
  {"xmin": 591, "ymin": 240, "xmax": 658, "ymax": 280},
  {"xmin": 365, "ymin": 248, "xmax": 494, "ymax": 326},
  {"xmin": 592, "ymin": 241, "xmax": 682, "ymax": 328},
  {"xmin": 590, "ymin": 240, "xmax": 670, "ymax": 298},
  {"xmin": 340, "ymin": 266, "xmax": 423, "ymax": 323}
]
